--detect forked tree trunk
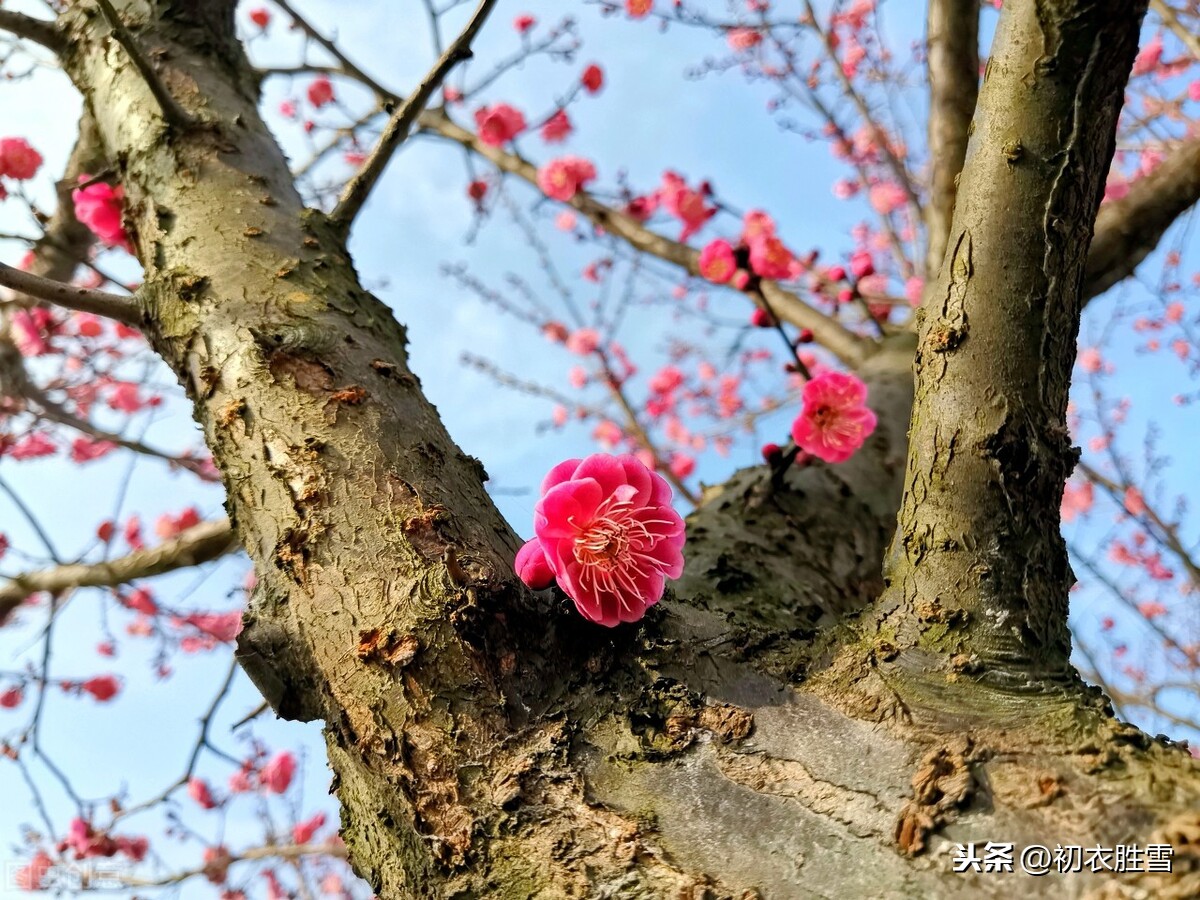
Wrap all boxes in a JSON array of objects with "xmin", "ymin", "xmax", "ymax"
[{"xmin": 56, "ymin": 1, "xmax": 1200, "ymax": 897}]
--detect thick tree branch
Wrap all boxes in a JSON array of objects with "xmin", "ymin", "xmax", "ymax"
[
  {"xmin": 419, "ymin": 111, "xmax": 874, "ymax": 368},
  {"xmin": 0, "ymin": 10, "xmax": 63, "ymax": 53},
  {"xmin": 869, "ymin": 0, "xmax": 1148, "ymax": 685},
  {"xmin": 0, "ymin": 519, "xmax": 236, "ymax": 621},
  {"xmin": 330, "ymin": 0, "xmax": 497, "ymax": 231},
  {"xmin": 0, "ymin": 262, "xmax": 141, "ymax": 326},
  {"xmin": 1084, "ymin": 136, "xmax": 1200, "ymax": 301},
  {"xmin": 925, "ymin": 0, "xmax": 979, "ymax": 277}
]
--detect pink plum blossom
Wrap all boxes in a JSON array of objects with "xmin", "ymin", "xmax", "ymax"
[
  {"xmin": 260, "ymin": 751, "xmax": 296, "ymax": 793},
  {"xmin": 790, "ymin": 372, "xmax": 877, "ymax": 463},
  {"xmin": 537, "ymin": 156, "xmax": 596, "ymax": 201},
  {"xmin": 698, "ymin": 239, "xmax": 737, "ymax": 283},
  {"xmin": 0, "ymin": 138, "xmax": 43, "ymax": 180},
  {"xmin": 73, "ymin": 179, "xmax": 131, "ymax": 251},
  {"xmin": 524, "ymin": 454, "xmax": 685, "ymax": 626},
  {"xmin": 474, "ymin": 103, "xmax": 526, "ymax": 146},
  {"xmin": 582, "ymin": 64, "xmax": 604, "ymax": 94}
]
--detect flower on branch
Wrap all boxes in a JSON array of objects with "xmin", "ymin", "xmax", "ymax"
[
  {"xmin": 516, "ymin": 454, "xmax": 685, "ymax": 627},
  {"xmin": 790, "ymin": 371, "xmax": 877, "ymax": 463}
]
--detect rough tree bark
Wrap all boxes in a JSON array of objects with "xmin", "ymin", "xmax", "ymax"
[{"xmin": 17, "ymin": 0, "xmax": 1198, "ymax": 897}]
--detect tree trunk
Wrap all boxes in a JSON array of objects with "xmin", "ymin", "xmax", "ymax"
[{"xmin": 56, "ymin": 2, "xmax": 1200, "ymax": 898}]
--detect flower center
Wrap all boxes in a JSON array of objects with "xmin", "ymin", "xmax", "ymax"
[{"xmin": 575, "ymin": 520, "xmax": 630, "ymax": 569}]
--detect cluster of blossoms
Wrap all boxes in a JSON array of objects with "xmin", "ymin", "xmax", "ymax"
[
  {"xmin": 698, "ymin": 209, "xmax": 804, "ymax": 290},
  {"xmin": 515, "ymin": 454, "xmax": 685, "ymax": 626},
  {"xmin": 0, "ymin": 137, "xmax": 43, "ymax": 199}
]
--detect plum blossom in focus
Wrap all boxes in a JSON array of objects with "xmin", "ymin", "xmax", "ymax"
[
  {"xmin": 790, "ymin": 372, "xmax": 877, "ymax": 464},
  {"xmin": 515, "ymin": 454, "xmax": 685, "ymax": 626}
]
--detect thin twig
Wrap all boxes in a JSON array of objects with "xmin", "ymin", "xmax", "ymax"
[
  {"xmin": 0, "ymin": 519, "xmax": 237, "ymax": 621},
  {"xmin": 273, "ymin": 0, "xmax": 393, "ymax": 98},
  {"xmin": 330, "ymin": 0, "xmax": 497, "ymax": 231},
  {"xmin": 0, "ymin": 261, "xmax": 141, "ymax": 325},
  {"xmin": 95, "ymin": 0, "xmax": 196, "ymax": 129}
]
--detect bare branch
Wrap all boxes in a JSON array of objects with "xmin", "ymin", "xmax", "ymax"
[
  {"xmin": 330, "ymin": 0, "xmax": 498, "ymax": 231},
  {"xmin": 0, "ymin": 10, "xmax": 64, "ymax": 53},
  {"xmin": 94, "ymin": 0, "xmax": 197, "ymax": 129},
  {"xmin": 1150, "ymin": 0, "xmax": 1200, "ymax": 61},
  {"xmin": 272, "ymin": 0, "xmax": 393, "ymax": 98},
  {"xmin": 419, "ymin": 111, "xmax": 874, "ymax": 368},
  {"xmin": 1084, "ymin": 136, "xmax": 1200, "ymax": 302},
  {"xmin": 1076, "ymin": 460, "xmax": 1200, "ymax": 593},
  {"xmin": 925, "ymin": 0, "xmax": 979, "ymax": 277},
  {"xmin": 0, "ymin": 262, "xmax": 141, "ymax": 325},
  {"xmin": 0, "ymin": 519, "xmax": 237, "ymax": 621}
]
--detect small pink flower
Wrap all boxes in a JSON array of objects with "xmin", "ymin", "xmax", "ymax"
[
  {"xmin": 566, "ymin": 327, "xmax": 600, "ymax": 355},
  {"xmin": 1123, "ymin": 486, "xmax": 1146, "ymax": 517},
  {"xmin": 7, "ymin": 433, "xmax": 56, "ymax": 460},
  {"xmin": 537, "ymin": 156, "xmax": 597, "ymax": 201},
  {"xmin": 790, "ymin": 372, "xmax": 877, "ymax": 463},
  {"xmin": 184, "ymin": 611, "xmax": 244, "ymax": 642},
  {"xmin": 727, "ymin": 28, "xmax": 762, "ymax": 51},
  {"xmin": 1078, "ymin": 347, "xmax": 1103, "ymax": 373},
  {"xmin": 260, "ymin": 751, "xmax": 296, "ymax": 793},
  {"xmin": 514, "ymin": 14, "xmax": 536, "ymax": 33},
  {"xmin": 14, "ymin": 852, "xmax": 53, "ymax": 891},
  {"xmin": 80, "ymin": 675, "xmax": 121, "ymax": 702},
  {"xmin": 541, "ymin": 109, "xmax": 573, "ymax": 143},
  {"xmin": 648, "ymin": 365, "xmax": 684, "ymax": 394},
  {"xmin": 698, "ymin": 239, "xmax": 736, "ymax": 284},
  {"xmin": 555, "ymin": 211, "xmax": 578, "ymax": 231},
  {"xmin": 307, "ymin": 76, "xmax": 335, "ymax": 108},
  {"xmin": 293, "ymin": 812, "xmax": 327, "ymax": 844},
  {"xmin": 70, "ymin": 437, "xmax": 117, "ymax": 463},
  {"xmin": 1060, "ymin": 480, "xmax": 1093, "ymax": 523},
  {"xmin": 849, "ymin": 250, "xmax": 874, "ymax": 279},
  {"xmin": 868, "ymin": 181, "xmax": 907, "ymax": 215},
  {"xmin": 0, "ymin": 138, "xmax": 43, "ymax": 180},
  {"xmin": 748, "ymin": 234, "xmax": 794, "ymax": 280},
  {"xmin": 188, "ymin": 777, "xmax": 218, "ymax": 809},
  {"xmin": 668, "ymin": 452, "xmax": 696, "ymax": 479},
  {"xmin": 659, "ymin": 172, "xmax": 714, "ymax": 241},
  {"xmin": 474, "ymin": 103, "xmax": 526, "ymax": 146},
  {"xmin": 528, "ymin": 454, "xmax": 685, "ymax": 626},
  {"xmin": 1132, "ymin": 34, "xmax": 1162, "ymax": 77},
  {"xmin": 582, "ymin": 64, "xmax": 604, "ymax": 94},
  {"xmin": 155, "ymin": 507, "xmax": 201, "ymax": 539},
  {"xmin": 73, "ymin": 178, "xmax": 131, "ymax": 251}
]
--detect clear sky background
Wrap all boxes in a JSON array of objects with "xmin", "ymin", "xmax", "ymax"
[{"xmin": 0, "ymin": 0, "xmax": 1196, "ymax": 896}]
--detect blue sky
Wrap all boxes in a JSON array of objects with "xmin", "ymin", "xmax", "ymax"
[{"xmin": 0, "ymin": 0, "xmax": 1196, "ymax": 895}]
